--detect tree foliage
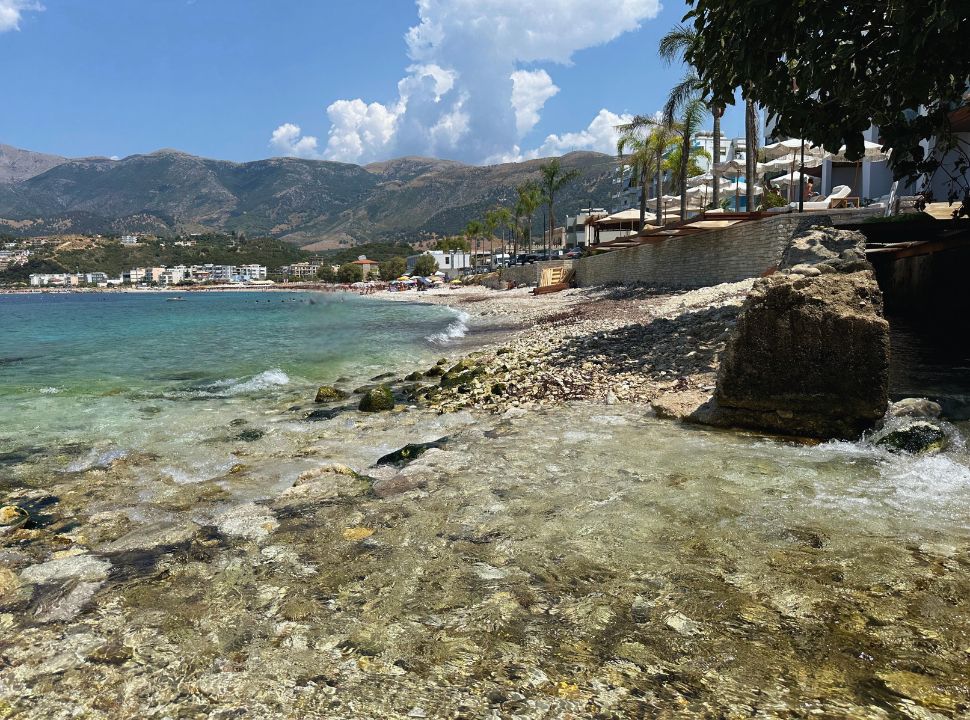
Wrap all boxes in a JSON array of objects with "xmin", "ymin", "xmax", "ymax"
[
  {"xmin": 538, "ymin": 158, "xmax": 581, "ymax": 239},
  {"xmin": 684, "ymin": 0, "xmax": 970, "ymax": 180},
  {"xmin": 434, "ymin": 236, "xmax": 470, "ymax": 252},
  {"xmin": 337, "ymin": 263, "xmax": 363, "ymax": 283},
  {"xmin": 380, "ymin": 256, "xmax": 407, "ymax": 280},
  {"xmin": 412, "ymin": 254, "xmax": 439, "ymax": 276}
]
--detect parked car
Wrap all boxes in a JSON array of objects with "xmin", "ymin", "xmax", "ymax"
[{"xmin": 565, "ymin": 248, "xmax": 583, "ymax": 259}]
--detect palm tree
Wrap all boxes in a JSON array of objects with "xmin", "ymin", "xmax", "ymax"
[
  {"xmin": 665, "ymin": 143, "xmax": 712, "ymax": 194},
  {"xmin": 464, "ymin": 219, "xmax": 483, "ymax": 270},
  {"xmin": 659, "ymin": 73, "xmax": 710, "ymax": 220},
  {"xmin": 515, "ymin": 181, "xmax": 542, "ymax": 253},
  {"xmin": 538, "ymin": 158, "xmax": 580, "ymax": 251},
  {"xmin": 659, "ymin": 24, "xmax": 723, "ymax": 209},
  {"xmin": 744, "ymin": 97, "xmax": 759, "ymax": 212},
  {"xmin": 619, "ymin": 116, "xmax": 680, "ymax": 225},
  {"xmin": 617, "ymin": 127, "xmax": 654, "ymax": 232},
  {"xmin": 486, "ymin": 206, "xmax": 513, "ymax": 267}
]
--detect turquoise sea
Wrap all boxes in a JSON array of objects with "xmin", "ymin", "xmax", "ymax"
[{"xmin": 0, "ymin": 291, "xmax": 465, "ymax": 482}]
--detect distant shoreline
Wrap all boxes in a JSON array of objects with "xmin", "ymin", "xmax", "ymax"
[{"xmin": 0, "ymin": 282, "xmax": 361, "ymax": 296}]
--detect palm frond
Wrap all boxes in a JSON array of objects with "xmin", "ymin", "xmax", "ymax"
[{"xmin": 658, "ymin": 24, "xmax": 698, "ymax": 65}]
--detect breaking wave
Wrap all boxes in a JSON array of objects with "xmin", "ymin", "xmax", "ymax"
[{"xmin": 427, "ymin": 311, "xmax": 469, "ymax": 345}]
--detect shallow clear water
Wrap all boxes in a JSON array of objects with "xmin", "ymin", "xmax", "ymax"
[
  {"xmin": 2, "ymin": 293, "xmax": 970, "ymax": 717},
  {"xmin": 0, "ymin": 291, "xmax": 465, "ymax": 492}
]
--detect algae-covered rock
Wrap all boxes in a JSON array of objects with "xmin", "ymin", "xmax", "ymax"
[
  {"xmin": 375, "ymin": 437, "xmax": 448, "ymax": 467},
  {"xmin": 423, "ymin": 366, "xmax": 445, "ymax": 378},
  {"xmin": 441, "ymin": 359, "xmax": 485, "ymax": 388},
  {"xmin": 404, "ymin": 371, "xmax": 423, "ymax": 382},
  {"xmin": 876, "ymin": 421, "xmax": 947, "ymax": 455},
  {"xmin": 314, "ymin": 385, "xmax": 348, "ymax": 403},
  {"xmin": 359, "ymin": 385, "xmax": 395, "ymax": 412}
]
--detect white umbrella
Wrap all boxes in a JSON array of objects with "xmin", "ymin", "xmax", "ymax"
[
  {"xmin": 772, "ymin": 170, "xmax": 813, "ymax": 185},
  {"xmin": 762, "ymin": 138, "xmax": 828, "ymax": 162},
  {"xmin": 687, "ymin": 172, "xmax": 734, "ymax": 189},
  {"xmin": 830, "ymin": 140, "xmax": 889, "ymax": 163},
  {"xmin": 760, "ymin": 155, "xmax": 826, "ymax": 170}
]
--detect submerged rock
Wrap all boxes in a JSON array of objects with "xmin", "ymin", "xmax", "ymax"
[
  {"xmin": 314, "ymin": 385, "xmax": 349, "ymax": 403},
  {"xmin": 359, "ymin": 385, "xmax": 395, "ymax": 412},
  {"xmin": 702, "ymin": 269, "xmax": 889, "ymax": 438},
  {"xmin": 875, "ymin": 421, "xmax": 948, "ymax": 455},
  {"xmin": 375, "ymin": 437, "xmax": 448, "ymax": 467},
  {"xmin": 0, "ymin": 505, "xmax": 29, "ymax": 535},
  {"xmin": 21, "ymin": 554, "xmax": 112, "ymax": 585},
  {"xmin": 304, "ymin": 407, "xmax": 345, "ymax": 422}
]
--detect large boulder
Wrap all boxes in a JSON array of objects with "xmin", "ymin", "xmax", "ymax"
[
  {"xmin": 703, "ymin": 269, "xmax": 890, "ymax": 438},
  {"xmin": 780, "ymin": 225, "xmax": 868, "ymax": 272}
]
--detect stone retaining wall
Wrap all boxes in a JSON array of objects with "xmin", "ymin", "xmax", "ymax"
[
  {"xmin": 497, "ymin": 260, "xmax": 573, "ymax": 287},
  {"xmin": 574, "ymin": 207, "xmax": 883, "ymax": 289}
]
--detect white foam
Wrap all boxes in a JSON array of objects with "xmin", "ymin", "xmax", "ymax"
[
  {"xmin": 426, "ymin": 310, "xmax": 470, "ymax": 345},
  {"xmin": 203, "ymin": 369, "xmax": 291, "ymax": 396},
  {"xmin": 39, "ymin": 387, "xmax": 60, "ymax": 395}
]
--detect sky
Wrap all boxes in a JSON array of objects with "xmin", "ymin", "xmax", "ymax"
[{"xmin": 0, "ymin": 0, "xmax": 747, "ymax": 166}]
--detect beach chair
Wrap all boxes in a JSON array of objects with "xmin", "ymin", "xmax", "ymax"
[{"xmin": 790, "ymin": 185, "xmax": 851, "ymax": 210}]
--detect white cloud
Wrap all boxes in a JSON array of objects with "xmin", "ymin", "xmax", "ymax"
[
  {"xmin": 269, "ymin": 123, "xmax": 321, "ymax": 159},
  {"xmin": 487, "ymin": 108, "xmax": 634, "ymax": 164},
  {"xmin": 534, "ymin": 108, "xmax": 634, "ymax": 157},
  {"xmin": 322, "ymin": 100, "xmax": 398, "ymax": 163},
  {"xmin": 511, "ymin": 70, "xmax": 559, "ymax": 137},
  {"xmin": 270, "ymin": 0, "xmax": 661, "ymax": 164},
  {"xmin": 0, "ymin": 0, "xmax": 42, "ymax": 32}
]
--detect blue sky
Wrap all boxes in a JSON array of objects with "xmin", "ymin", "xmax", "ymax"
[{"xmin": 0, "ymin": 0, "xmax": 747, "ymax": 164}]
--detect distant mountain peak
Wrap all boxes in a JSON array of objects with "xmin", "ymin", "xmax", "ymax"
[{"xmin": 0, "ymin": 144, "xmax": 69, "ymax": 183}]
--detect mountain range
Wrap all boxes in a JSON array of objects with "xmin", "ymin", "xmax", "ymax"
[{"xmin": 0, "ymin": 145, "xmax": 618, "ymax": 249}]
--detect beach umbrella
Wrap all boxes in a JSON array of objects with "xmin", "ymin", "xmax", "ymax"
[
  {"xmin": 829, "ymin": 141, "xmax": 889, "ymax": 163},
  {"xmin": 762, "ymin": 138, "xmax": 828, "ymax": 162}
]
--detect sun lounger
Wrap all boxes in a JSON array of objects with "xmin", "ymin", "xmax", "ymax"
[{"xmin": 790, "ymin": 185, "xmax": 851, "ymax": 210}]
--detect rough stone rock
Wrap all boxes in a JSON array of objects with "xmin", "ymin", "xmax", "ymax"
[
  {"xmin": 701, "ymin": 270, "xmax": 890, "ymax": 438},
  {"xmin": 781, "ymin": 225, "xmax": 866, "ymax": 269},
  {"xmin": 215, "ymin": 503, "xmax": 278, "ymax": 542},
  {"xmin": 875, "ymin": 420, "xmax": 947, "ymax": 455},
  {"xmin": 98, "ymin": 521, "xmax": 201, "ymax": 554},
  {"xmin": 888, "ymin": 397, "xmax": 942, "ymax": 420},
  {"xmin": 0, "ymin": 505, "xmax": 29, "ymax": 535},
  {"xmin": 372, "ymin": 474, "xmax": 427, "ymax": 499},
  {"xmin": 358, "ymin": 385, "xmax": 395, "ymax": 412},
  {"xmin": 21, "ymin": 554, "xmax": 112, "ymax": 585},
  {"xmin": 313, "ymin": 385, "xmax": 348, "ymax": 403}
]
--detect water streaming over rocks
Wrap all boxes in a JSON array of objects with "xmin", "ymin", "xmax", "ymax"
[{"xmin": 1, "ymin": 291, "xmax": 969, "ymax": 717}]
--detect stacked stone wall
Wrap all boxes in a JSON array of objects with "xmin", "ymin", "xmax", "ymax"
[{"xmin": 575, "ymin": 207, "xmax": 882, "ymax": 289}]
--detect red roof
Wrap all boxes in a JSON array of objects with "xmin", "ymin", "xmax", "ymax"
[{"xmin": 351, "ymin": 258, "xmax": 376, "ymax": 265}]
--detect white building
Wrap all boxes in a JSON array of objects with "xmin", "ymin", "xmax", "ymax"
[
  {"xmin": 159, "ymin": 266, "xmax": 188, "ymax": 285},
  {"xmin": 120, "ymin": 235, "xmax": 139, "ymax": 245},
  {"xmin": 406, "ymin": 250, "xmax": 471, "ymax": 278},
  {"xmin": 282, "ymin": 262, "xmax": 321, "ymax": 279},
  {"xmin": 565, "ymin": 208, "xmax": 607, "ymax": 248},
  {"xmin": 235, "ymin": 264, "xmax": 267, "ymax": 282}
]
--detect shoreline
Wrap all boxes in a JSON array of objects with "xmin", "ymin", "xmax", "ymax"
[
  {"xmin": 369, "ymin": 282, "xmax": 755, "ymax": 417},
  {"xmin": 3, "ymin": 282, "xmax": 970, "ymax": 717}
]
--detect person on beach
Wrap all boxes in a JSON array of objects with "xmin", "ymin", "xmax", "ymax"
[{"xmin": 805, "ymin": 177, "xmax": 815, "ymax": 199}]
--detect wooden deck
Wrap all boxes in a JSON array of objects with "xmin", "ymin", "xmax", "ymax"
[{"xmin": 590, "ymin": 211, "xmax": 773, "ymax": 252}]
